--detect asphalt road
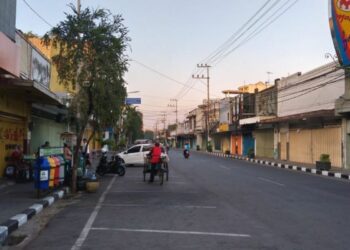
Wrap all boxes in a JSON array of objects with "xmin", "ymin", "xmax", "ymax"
[{"xmin": 23, "ymin": 150, "xmax": 350, "ymax": 250}]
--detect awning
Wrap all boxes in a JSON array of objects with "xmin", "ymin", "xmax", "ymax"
[
  {"xmin": 0, "ymin": 77, "xmax": 62, "ymax": 106},
  {"xmin": 239, "ymin": 116, "xmax": 276, "ymax": 125}
]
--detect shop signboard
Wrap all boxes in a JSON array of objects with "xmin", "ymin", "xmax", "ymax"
[
  {"xmin": 329, "ymin": 0, "xmax": 350, "ymax": 67},
  {"xmin": 39, "ymin": 147, "xmax": 64, "ymax": 157},
  {"xmin": 126, "ymin": 98, "xmax": 141, "ymax": 105},
  {"xmin": 31, "ymin": 48, "xmax": 51, "ymax": 88}
]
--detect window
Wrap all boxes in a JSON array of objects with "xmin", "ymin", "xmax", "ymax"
[
  {"xmin": 142, "ymin": 145, "xmax": 152, "ymax": 152},
  {"xmin": 127, "ymin": 146, "xmax": 141, "ymax": 154}
]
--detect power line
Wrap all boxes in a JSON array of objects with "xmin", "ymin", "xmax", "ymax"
[
  {"xmin": 204, "ymin": 0, "xmax": 280, "ymax": 65},
  {"xmin": 22, "ymin": 0, "xmax": 54, "ymax": 28},
  {"xmin": 131, "ymin": 59, "xmax": 206, "ymax": 94},
  {"xmin": 212, "ymin": 0, "xmax": 299, "ymax": 66}
]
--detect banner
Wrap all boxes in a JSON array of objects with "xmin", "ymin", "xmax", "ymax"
[{"xmin": 330, "ymin": 0, "xmax": 350, "ymax": 67}]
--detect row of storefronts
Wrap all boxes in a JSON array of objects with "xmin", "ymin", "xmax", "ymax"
[{"xmin": 175, "ymin": 62, "xmax": 347, "ymax": 169}]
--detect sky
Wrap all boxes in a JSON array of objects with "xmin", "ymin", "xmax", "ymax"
[{"xmin": 16, "ymin": 0, "xmax": 336, "ymax": 130}]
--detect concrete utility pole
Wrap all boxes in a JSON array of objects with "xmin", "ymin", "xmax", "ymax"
[
  {"xmin": 193, "ymin": 64, "xmax": 211, "ymax": 149},
  {"xmin": 77, "ymin": 0, "xmax": 81, "ymax": 15},
  {"xmin": 168, "ymin": 99, "xmax": 178, "ymax": 146},
  {"xmin": 160, "ymin": 112, "xmax": 167, "ymax": 141}
]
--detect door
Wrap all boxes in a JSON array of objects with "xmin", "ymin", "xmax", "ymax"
[
  {"xmin": 124, "ymin": 145, "xmax": 142, "ymax": 165},
  {"xmin": 243, "ymin": 134, "xmax": 255, "ymax": 156}
]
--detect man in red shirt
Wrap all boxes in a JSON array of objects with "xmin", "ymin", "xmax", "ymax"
[{"xmin": 148, "ymin": 142, "xmax": 162, "ymax": 183}]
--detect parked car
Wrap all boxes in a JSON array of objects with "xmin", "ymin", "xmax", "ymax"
[{"xmin": 117, "ymin": 143, "xmax": 169, "ymax": 166}]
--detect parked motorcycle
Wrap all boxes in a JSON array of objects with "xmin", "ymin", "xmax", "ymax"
[
  {"xmin": 183, "ymin": 149, "xmax": 190, "ymax": 159},
  {"xmin": 4, "ymin": 157, "xmax": 33, "ymax": 183},
  {"xmin": 96, "ymin": 151, "xmax": 126, "ymax": 177}
]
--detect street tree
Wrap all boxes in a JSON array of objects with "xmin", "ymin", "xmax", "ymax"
[
  {"xmin": 43, "ymin": 4, "xmax": 130, "ymax": 192},
  {"xmin": 144, "ymin": 130, "xmax": 154, "ymax": 140},
  {"xmin": 123, "ymin": 106, "xmax": 144, "ymax": 145}
]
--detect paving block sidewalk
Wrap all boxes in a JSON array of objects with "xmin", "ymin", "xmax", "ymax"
[{"xmin": 0, "ymin": 150, "xmax": 103, "ymax": 245}]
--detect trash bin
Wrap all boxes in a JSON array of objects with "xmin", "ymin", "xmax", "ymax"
[
  {"xmin": 57, "ymin": 156, "xmax": 65, "ymax": 185},
  {"xmin": 48, "ymin": 157, "xmax": 56, "ymax": 188},
  {"xmin": 34, "ymin": 157, "xmax": 50, "ymax": 190},
  {"xmin": 52, "ymin": 157, "xmax": 60, "ymax": 187}
]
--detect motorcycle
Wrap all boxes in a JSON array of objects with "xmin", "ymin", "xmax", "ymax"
[
  {"xmin": 184, "ymin": 149, "xmax": 190, "ymax": 159},
  {"xmin": 96, "ymin": 151, "xmax": 126, "ymax": 177},
  {"xmin": 4, "ymin": 157, "xmax": 33, "ymax": 183}
]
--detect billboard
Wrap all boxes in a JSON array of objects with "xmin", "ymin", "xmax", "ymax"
[
  {"xmin": 329, "ymin": 0, "xmax": 350, "ymax": 67},
  {"xmin": 31, "ymin": 49, "xmax": 51, "ymax": 88}
]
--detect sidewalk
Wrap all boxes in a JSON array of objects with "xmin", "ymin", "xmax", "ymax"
[
  {"xmin": 0, "ymin": 151, "xmax": 103, "ymax": 245},
  {"xmin": 201, "ymin": 151, "xmax": 350, "ymax": 180}
]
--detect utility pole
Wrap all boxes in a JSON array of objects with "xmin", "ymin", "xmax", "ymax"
[
  {"xmin": 160, "ymin": 112, "xmax": 167, "ymax": 142},
  {"xmin": 193, "ymin": 64, "xmax": 211, "ymax": 150},
  {"xmin": 168, "ymin": 99, "xmax": 178, "ymax": 147},
  {"xmin": 77, "ymin": 0, "xmax": 81, "ymax": 15}
]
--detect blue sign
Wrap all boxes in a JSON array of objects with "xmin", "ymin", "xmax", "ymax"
[{"xmin": 126, "ymin": 98, "xmax": 141, "ymax": 105}]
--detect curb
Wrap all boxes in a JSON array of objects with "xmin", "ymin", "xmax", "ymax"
[
  {"xmin": 203, "ymin": 152, "xmax": 350, "ymax": 181},
  {"xmin": 0, "ymin": 189, "xmax": 68, "ymax": 245}
]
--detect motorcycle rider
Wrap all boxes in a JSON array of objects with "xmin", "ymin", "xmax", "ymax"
[
  {"xmin": 148, "ymin": 142, "xmax": 162, "ymax": 183},
  {"xmin": 183, "ymin": 142, "xmax": 190, "ymax": 158}
]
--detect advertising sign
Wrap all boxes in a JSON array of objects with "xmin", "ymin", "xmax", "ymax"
[
  {"xmin": 329, "ymin": 0, "xmax": 350, "ymax": 67},
  {"xmin": 31, "ymin": 49, "xmax": 51, "ymax": 88},
  {"xmin": 126, "ymin": 97, "xmax": 141, "ymax": 105},
  {"xmin": 39, "ymin": 147, "xmax": 64, "ymax": 157}
]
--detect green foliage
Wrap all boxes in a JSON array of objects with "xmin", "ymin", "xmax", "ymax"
[
  {"xmin": 117, "ymin": 137, "xmax": 127, "ymax": 150},
  {"xmin": 43, "ymin": 5, "xmax": 130, "ymax": 135},
  {"xmin": 43, "ymin": 5, "xmax": 130, "ymax": 191},
  {"xmin": 144, "ymin": 130, "xmax": 154, "ymax": 140},
  {"xmin": 319, "ymin": 154, "xmax": 330, "ymax": 162},
  {"xmin": 247, "ymin": 148, "xmax": 255, "ymax": 158},
  {"xmin": 123, "ymin": 106, "xmax": 144, "ymax": 144},
  {"xmin": 102, "ymin": 139, "xmax": 116, "ymax": 150},
  {"xmin": 207, "ymin": 145, "xmax": 213, "ymax": 152}
]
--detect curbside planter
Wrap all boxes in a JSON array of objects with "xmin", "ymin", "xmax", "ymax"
[
  {"xmin": 86, "ymin": 180, "xmax": 99, "ymax": 193},
  {"xmin": 315, "ymin": 161, "xmax": 331, "ymax": 171}
]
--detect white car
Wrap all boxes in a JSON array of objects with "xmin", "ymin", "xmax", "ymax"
[{"xmin": 117, "ymin": 143, "xmax": 169, "ymax": 166}]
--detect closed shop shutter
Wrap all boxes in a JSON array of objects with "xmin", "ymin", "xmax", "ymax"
[
  {"xmin": 312, "ymin": 127, "xmax": 341, "ymax": 167},
  {"xmin": 243, "ymin": 134, "xmax": 255, "ymax": 156},
  {"xmin": 280, "ymin": 133, "xmax": 287, "ymax": 160},
  {"xmin": 30, "ymin": 116, "xmax": 66, "ymax": 153},
  {"xmin": 231, "ymin": 135, "xmax": 242, "ymax": 155},
  {"xmin": 289, "ymin": 130, "xmax": 312, "ymax": 164},
  {"xmin": 289, "ymin": 127, "xmax": 341, "ymax": 167},
  {"xmin": 255, "ymin": 129, "xmax": 274, "ymax": 158}
]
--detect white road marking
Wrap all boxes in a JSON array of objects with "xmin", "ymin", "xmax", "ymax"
[
  {"xmin": 110, "ymin": 191, "xmax": 198, "ymax": 194},
  {"xmin": 71, "ymin": 175, "xmax": 117, "ymax": 250},
  {"xmin": 135, "ymin": 181, "xmax": 186, "ymax": 185},
  {"xmin": 258, "ymin": 177, "xmax": 285, "ymax": 187},
  {"xmin": 90, "ymin": 227, "xmax": 251, "ymax": 238},
  {"xmin": 218, "ymin": 165, "xmax": 229, "ymax": 170},
  {"xmin": 102, "ymin": 203, "xmax": 216, "ymax": 209}
]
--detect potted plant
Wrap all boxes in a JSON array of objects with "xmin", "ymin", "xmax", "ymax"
[
  {"xmin": 85, "ymin": 174, "xmax": 100, "ymax": 193},
  {"xmin": 316, "ymin": 154, "xmax": 331, "ymax": 171},
  {"xmin": 247, "ymin": 148, "xmax": 255, "ymax": 158},
  {"xmin": 225, "ymin": 150, "xmax": 230, "ymax": 155},
  {"xmin": 196, "ymin": 145, "xmax": 200, "ymax": 151}
]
